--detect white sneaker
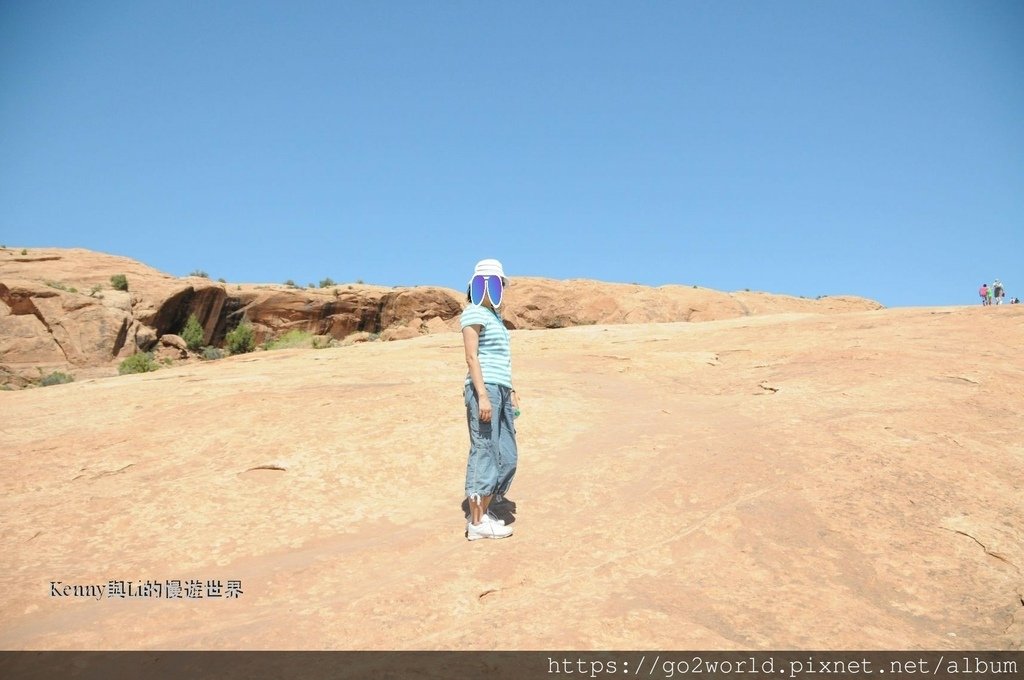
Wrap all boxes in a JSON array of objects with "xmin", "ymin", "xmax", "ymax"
[{"xmin": 466, "ymin": 518, "xmax": 513, "ymax": 541}]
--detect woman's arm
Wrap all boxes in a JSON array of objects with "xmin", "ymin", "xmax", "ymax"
[{"xmin": 462, "ymin": 325, "xmax": 492, "ymax": 422}]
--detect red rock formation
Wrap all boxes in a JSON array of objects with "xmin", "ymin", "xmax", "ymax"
[{"xmin": 0, "ymin": 247, "xmax": 883, "ymax": 387}]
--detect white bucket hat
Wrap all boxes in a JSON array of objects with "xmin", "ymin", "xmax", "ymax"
[{"xmin": 469, "ymin": 258, "xmax": 506, "ymax": 283}]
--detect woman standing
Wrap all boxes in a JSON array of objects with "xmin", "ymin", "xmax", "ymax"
[{"xmin": 461, "ymin": 259, "xmax": 519, "ymax": 541}]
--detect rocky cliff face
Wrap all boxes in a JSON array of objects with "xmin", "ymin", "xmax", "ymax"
[{"xmin": 0, "ymin": 247, "xmax": 883, "ymax": 387}]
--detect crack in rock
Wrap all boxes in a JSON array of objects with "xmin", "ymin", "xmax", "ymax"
[{"xmin": 943, "ymin": 527, "xmax": 1018, "ymax": 570}]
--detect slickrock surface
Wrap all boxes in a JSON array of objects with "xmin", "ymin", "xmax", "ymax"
[{"xmin": 1, "ymin": 303, "xmax": 1021, "ymax": 650}]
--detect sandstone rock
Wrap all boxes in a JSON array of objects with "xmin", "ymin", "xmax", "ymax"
[
  {"xmin": 340, "ymin": 331, "xmax": 373, "ymax": 346},
  {"xmin": 421, "ymin": 316, "xmax": 450, "ymax": 335},
  {"xmin": 0, "ymin": 305, "xmax": 1020, "ymax": 649},
  {"xmin": 135, "ymin": 324, "xmax": 158, "ymax": 352},
  {"xmin": 380, "ymin": 325, "xmax": 420, "ymax": 342},
  {"xmin": 155, "ymin": 343, "xmax": 186, "ymax": 361},
  {"xmin": 378, "ymin": 288, "xmax": 464, "ymax": 329},
  {"xmin": 159, "ymin": 334, "xmax": 188, "ymax": 351},
  {"xmin": 0, "ymin": 279, "xmax": 131, "ymax": 376},
  {"xmin": 0, "ymin": 248, "xmax": 884, "ymax": 389}
]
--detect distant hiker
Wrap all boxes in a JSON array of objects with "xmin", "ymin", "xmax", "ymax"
[
  {"xmin": 1012, "ymin": 297, "xmax": 1020, "ymax": 305},
  {"xmin": 993, "ymin": 278, "xmax": 1005, "ymax": 305},
  {"xmin": 460, "ymin": 258, "xmax": 519, "ymax": 541},
  {"xmin": 987, "ymin": 284, "xmax": 995, "ymax": 306},
  {"xmin": 979, "ymin": 283, "xmax": 989, "ymax": 305}
]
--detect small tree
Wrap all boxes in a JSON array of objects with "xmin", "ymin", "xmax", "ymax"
[
  {"xmin": 180, "ymin": 313, "xmax": 204, "ymax": 351},
  {"xmin": 226, "ymin": 321, "xmax": 256, "ymax": 355},
  {"xmin": 110, "ymin": 274, "xmax": 128, "ymax": 291},
  {"xmin": 319, "ymin": 277, "xmax": 335, "ymax": 288}
]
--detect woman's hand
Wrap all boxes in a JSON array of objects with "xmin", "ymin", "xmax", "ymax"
[
  {"xmin": 478, "ymin": 395, "xmax": 493, "ymax": 423},
  {"xmin": 511, "ymin": 391, "xmax": 520, "ymax": 410}
]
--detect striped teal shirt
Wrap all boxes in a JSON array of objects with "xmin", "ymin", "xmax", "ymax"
[{"xmin": 461, "ymin": 304, "xmax": 513, "ymax": 388}]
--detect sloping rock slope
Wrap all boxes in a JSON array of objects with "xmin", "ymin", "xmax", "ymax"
[{"xmin": 0, "ymin": 305, "xmax": 1021, "ymax": 649}]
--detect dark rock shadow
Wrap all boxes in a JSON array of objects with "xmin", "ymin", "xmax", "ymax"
[{"xmin": 460, "ymin": 496, "xmax": 517, "ymax": 525}]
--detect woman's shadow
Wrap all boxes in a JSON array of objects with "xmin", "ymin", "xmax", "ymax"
[{"xmin": 460, "ymin": 496, "xmax": 517, "ymax": 525}]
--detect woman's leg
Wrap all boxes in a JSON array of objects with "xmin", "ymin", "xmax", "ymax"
[
  {"xmin": 465, "ymin": 383, "xmax": 500, "ymax": 526},
  {"xmin": 495, "ymin": 387, "xmax": 519, "ymax": 499}
]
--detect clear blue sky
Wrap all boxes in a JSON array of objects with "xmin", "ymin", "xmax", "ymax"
[{"xmin": 2, "ymin": 1, "xmax": 1021, "ymax": 307}]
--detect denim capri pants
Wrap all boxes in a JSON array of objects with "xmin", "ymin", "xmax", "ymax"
[{"xmin": 464, "ymin": 383, "xmax": 517, "ymax": 500}]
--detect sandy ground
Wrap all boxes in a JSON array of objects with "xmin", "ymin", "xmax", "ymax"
[{"xmin": 1, "ymin": 305, "xmax": 1021, "ymax": 650}]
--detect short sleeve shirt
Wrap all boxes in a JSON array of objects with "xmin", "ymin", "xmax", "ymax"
[{"xmin": 460, "ymin": 304, "xmax": 512, "ymax": 388}]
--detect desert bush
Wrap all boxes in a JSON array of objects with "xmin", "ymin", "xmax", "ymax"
[
  {"xmin": 284, "ymin": 279, "xmax": 297, "ymax": 288},
  {"xmin": 40, "ymin": 371, "xmax": 74, "ymax": 386},
  {"xmin": 217, "ymin": 277, "xmax": 226, "ymax": 283},
  {"xmin": 265, "ymin": 329, "xmax": 314, "ymax": 350},
  {"xmin": 90, "ymin": 284, "xmax": 103, "ymax": 297},
  {"xmin": 319, "ymin": 277, "xmax": 335, "ymax": 288},
  {"xmin": 201, "ymin": 346, "xmax": 224, "ymax": 361},
  {"xmin": 226, "ymin": 321, "xmax": 256, "ymax": 355},
  {"xmin": 118, "ymin": 352, "xmax": 158, "ymax": 375},
  {"xmin": 21, "ymin": 249, "xmax": 27, "ymax": 255},
  {"xmin": 45, "ymin": 280, "xmax": 77, "ymax": 293},
  {"xmin": 311, "ymin": 335, "xmax": 333, "ymax": 349},
  {"xmin": 110, "ymin": 274, "xmax": 128, "ymax": 291},
  {"xmin": 180, "ymin": 314, "xmax": 205, "ymax": 351},
  {"xmin": 190, "ymin": 269, "xmax": 209, "ymax": 278}
]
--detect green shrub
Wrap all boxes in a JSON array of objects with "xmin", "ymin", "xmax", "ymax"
[
  {"xmin": 21, "ymin": 249, "xmax": 28, "ymax": 255},
  {"xmin": 265, "ymin": 329, "xmax": 314, "ymax": 350},
  {"xmin": 180, "ymin": 313, "xmax": 204, "ymax": 351},
  {"xmin": 90, "ymin": 284, "xmax": 103, "ymax": 297},
  {"xmin": 319, "ymin": 277, "xmax": 335, "ymax": 288},
  {"xmin": 40, "ymin": 371, "xmax": 74, "ymax": 386},
  {"xmin": 201, "ymin": 346, "xmax": 224, "ymax": 361},
  {"xmin": 226, "ymin": 321, "xmax": 256, "ymax": 355},
  {"xmin": 118, "ymin": 352, "xmax": 158, "ymax": 375},
  {"xmin": 356, "ymin": 279, "xmax": 364, "ymax": 285},
  {"xmin": 45, "ymin": 281, "xmax": 80, "ymax": 294},
  {"xmin": 110, "ymin": 274, "xmax": 128, "ymax": 291},
  {"xmin": 190, "ymin": 269, "xmax": 209, "ymax": 278}
]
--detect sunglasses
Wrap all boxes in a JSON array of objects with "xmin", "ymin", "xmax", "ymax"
[{"xmin": 470, "ymin": 274, "xmax": 504, "ymax": 307}]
